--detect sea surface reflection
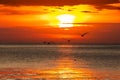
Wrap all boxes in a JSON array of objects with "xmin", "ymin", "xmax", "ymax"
[{"xmin": 0, "ymin": 45, "xmax": 119, "ymax": 80}]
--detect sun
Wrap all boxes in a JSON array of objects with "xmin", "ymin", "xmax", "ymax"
[{"xmin": 57, "ymin": 14, "xmax": 75, "ymax": 28}]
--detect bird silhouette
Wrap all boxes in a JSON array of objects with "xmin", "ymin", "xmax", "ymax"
[{"xmin": 81, "ymin": 32, "xmax": 89, "ymax": 37}]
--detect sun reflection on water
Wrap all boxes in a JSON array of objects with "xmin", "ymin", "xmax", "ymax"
[{"xmin": 0, "ymin": 45, "xmax": 119, "ymax": 80}]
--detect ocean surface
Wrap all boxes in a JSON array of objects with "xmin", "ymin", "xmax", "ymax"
[{"xmin": 0, "ymin": 45, "xmax": 120, "ymax": 80}]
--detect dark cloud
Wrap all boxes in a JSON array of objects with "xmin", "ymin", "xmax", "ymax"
[
  {"xmin": 0, "ymin": 0, "xmax": 120, "ymax": 15},
  {"xmin": 0, "ymin": 0, "xmax": 119, "ymax": 6},
  {"xmin": 95, "ymin": 5, "xmax": 120, "ymax": 10},
  {"xmin": 81, "ymin": 11, "xmax": 98, "ymax": 13}
]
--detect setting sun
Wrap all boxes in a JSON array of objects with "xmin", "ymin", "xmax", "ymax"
[{"xmin": 57, "ymin": 14, "xmax": 75, "ymax": 28}]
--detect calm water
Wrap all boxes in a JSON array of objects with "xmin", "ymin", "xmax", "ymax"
[{"xmin": 0, "ymin": 45, "xmax": 119, "ymax": 80}]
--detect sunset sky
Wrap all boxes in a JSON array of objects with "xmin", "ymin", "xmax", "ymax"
[{"xmin": 0, "ymin": 0, "xmax": 120, "ymax": 44}]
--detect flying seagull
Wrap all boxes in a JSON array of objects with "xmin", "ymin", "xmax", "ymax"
[{"xmin": 81, "ymin": 32, "xmax": 89, "ymax": 37}]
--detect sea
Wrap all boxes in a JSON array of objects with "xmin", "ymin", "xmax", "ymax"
[{"xmin": 0, "ymin": 45, "xmax": 119, "ymax": 80}]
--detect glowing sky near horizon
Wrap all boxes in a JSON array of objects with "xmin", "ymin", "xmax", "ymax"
[{"xmin": 0, "ymin": 0, "xmax": 120, "ymax": 44}]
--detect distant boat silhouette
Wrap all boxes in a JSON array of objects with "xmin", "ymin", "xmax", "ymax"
[
  {"xmin": 43, "ymin": 41, "xmax": 54, "ymax": 45},
  {"xmin": 81, "ymin": 32, "xmax": 89, "ymax": 37},
  {"xmin": 67, "ymin": 40, "xmax": 71, "ymax": 43},
  {"xmin": 61, "ymin": 38, "xmax": 72, "ymax": 43}
]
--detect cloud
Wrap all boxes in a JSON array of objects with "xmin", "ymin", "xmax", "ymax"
[
  {"xmin": 0, "ymin": 0, "xmax": 120, "ymax": 11},
  {"xmin": 95, "ymin": 5, "xmax": 120, "ymax": 10},
  {"xmin": 0, "ymin": 5, "xmax": 48, "ymax": 15},
  {"xmin": 0, "ymin": 1, "xmax": 120, "ymax": 13},
  {"xmin": 81, "ymin": 11, "xmax": 98, "ymax": 13},
  {"xmin": 0, "ymin": 0, "xmax": 119, "ymax": 6},
  {"xmin": 0, "ymin": 9, "xmax": 46, "ymax": 15}
]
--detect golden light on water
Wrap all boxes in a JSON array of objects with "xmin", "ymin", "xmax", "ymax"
[
  {"xmin": 54, "ymin": 45, "xmax": 93, "ymax": 79},
  {"xmin": 0, "ymin": 46, "xmax": 119, "ymax": 80},
  {"xmin": 57, "ymin": 14, "xmax": 75, "ymax": 28}
]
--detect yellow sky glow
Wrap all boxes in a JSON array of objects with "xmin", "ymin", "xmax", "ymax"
[
  {"xmin": 0, "ymin": 4, "xmax": 120, "ymax": 27},
  {"xmin": 57, "ymin": 14, "xmax": 75, "ymax": 28}
]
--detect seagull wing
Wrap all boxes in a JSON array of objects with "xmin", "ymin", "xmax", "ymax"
[{"xmin": 81, "ymin": 32, "xmax": 89, "ymax": 37}]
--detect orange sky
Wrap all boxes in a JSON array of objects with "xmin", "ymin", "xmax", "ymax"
[{"xmin": 0, "ymin": 0, "xmax": 120, "ymax": 44}]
